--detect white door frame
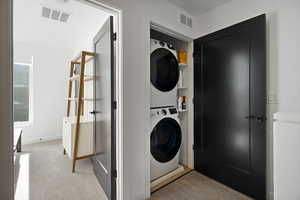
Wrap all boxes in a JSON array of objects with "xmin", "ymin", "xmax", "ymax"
[{"xmin": 0, "ymin": 0, "xmax": 123, "ymax": 199}]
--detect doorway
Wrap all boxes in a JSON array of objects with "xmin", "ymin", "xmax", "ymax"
[
  {"xmin": 194, "ymin": 15, "xmax": 266, "ymax": 199},
  {"xmin": 11, "ymin": 0, "xmax": 122, "ymax": 200}
]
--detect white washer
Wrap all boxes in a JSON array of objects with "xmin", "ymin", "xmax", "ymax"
[
  {"xmin": 150, "ymin": 39, "xmax": 179, "ymax": 108},
  {"xmin": 150, "ymin": 107, "xmax": 182, "ymax": 181}
]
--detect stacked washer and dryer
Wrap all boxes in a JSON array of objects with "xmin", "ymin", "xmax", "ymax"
[{"xmin": 150, "ymin": 39, "xmax": 183, "ymax": 181}]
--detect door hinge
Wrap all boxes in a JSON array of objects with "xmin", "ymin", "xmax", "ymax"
[
  {"xmin": 113, "ymin": 33, "xmax": 117, "ymax": 41},
  {"xmin": 113, "ymin": 101, "xmax": 117, "ymax": 109},
  {"xmin": 193, "ymin": 52, "xmax": 201, "ymax": 58},
  {"xmin": 112, "ymin": 169, "xmax": 117, "ymax": 178},
  {"xmin": 193, "ymin": 145, "xmax": 202, "ymax": 151}
]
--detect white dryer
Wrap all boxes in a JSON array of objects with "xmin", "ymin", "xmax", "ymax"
[
  {"xmin": 150, "ymin": 39, "xmax": 179, "ymax": 108},
  {"xmin": 150, "ymin": 107, "xmax": 182, "ymax": 181}
]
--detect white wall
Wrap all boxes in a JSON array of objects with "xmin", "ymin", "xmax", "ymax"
[
  {"xmin": 13, "ymin": 41, "xmax": 96, "ymax": 145},
  {"xmin": 194, "ymin": 0, "xmax": 300, "ymax": 199},
  {"xmin": 14, "ymin": 42, "xmax": 71, "ymax": 144}
]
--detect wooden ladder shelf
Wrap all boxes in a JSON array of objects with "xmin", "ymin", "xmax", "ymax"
[{"xmin": 64, "ymin": 51, "xmax": 95, "ymax": 173}]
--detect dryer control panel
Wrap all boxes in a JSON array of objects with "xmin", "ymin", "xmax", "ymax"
[{"xmin": 169, "ymin": 108, "xmax": 177, "ymax": 114}]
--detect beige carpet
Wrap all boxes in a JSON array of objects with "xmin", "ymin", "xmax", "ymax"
[
  {"xmin": 150, "ymin": 171, "xmax": 253, "ymax": 200},
  {"xmin": 14, "ymin": 140, "xmax": 108, "ymax": 200},
  {"xmin": 14, "ymin": 140, "xmax": 253, "ymax": 200}
]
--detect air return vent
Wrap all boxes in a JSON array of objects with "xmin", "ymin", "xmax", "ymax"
[
  {"xmin": 42, "ymin": 7, "xmax": 70, "ymax": 23},
  {"xmin": 179, "ymin": 13, "xmax": 193, "ymax": 28}
]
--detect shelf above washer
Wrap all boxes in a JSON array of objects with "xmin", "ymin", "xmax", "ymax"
[
  {"xmin": 179, "ymin": 63, "xmax": 188, "ymax": 68},
  {"xmin": 178, "ymin": 109, "xmax": 188, "ymax": 113},
  {"xmin": 178, "ymin": 87, "xmax": 188, "ymax": 90}
]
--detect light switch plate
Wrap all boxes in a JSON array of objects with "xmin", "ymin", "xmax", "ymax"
[{"xmin": 267, "ymin": 93, "xmax": 278, "ymax": 104}]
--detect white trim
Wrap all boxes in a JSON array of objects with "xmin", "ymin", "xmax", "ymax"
[
  {"xmin": 150, "ymin": 22, "xmax": 193, "ymax": 42},
  {"xmin": 150, "ymin": 165, "xmax": 185, "ymax": 188},
  {"xmin": 22, "ymin": 135, "xmax": 62, "ymax": 145},
  {"xmin": 145, "ymin": 22, "xmax": 151, "ymax": 199},
  {"xmin": 13, "ymin": 121, "xmax": 32, "ymax": 127},
  {"xmin": 114, "ymin": 8, "xmax": 124, "ymax": 200},
  {"xmin": 268, "ymin": 191, "xmax": 274, "ymax": 200}
]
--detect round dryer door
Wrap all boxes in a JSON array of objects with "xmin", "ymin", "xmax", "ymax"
[
  {"xmin": 151, "ymin": 118, "xmax": 182, "ymax": 163},
  {"xmin": 151, "ymin": 48, "xmax": 179, "ymax": 92}
]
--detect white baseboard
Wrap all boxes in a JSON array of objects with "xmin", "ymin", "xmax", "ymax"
[
  {"xmin": 23, "ymin": 135, "xmax": 62, "ymax": 145},
  {"xmin": 268, "ymin": 191, "xmax": 274, "ymax": 200},
  {"xmin": 151, "ymin": 165, "xmax": 185, "ymax": 188}
]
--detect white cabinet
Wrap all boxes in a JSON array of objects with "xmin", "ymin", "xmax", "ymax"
[
  {"xmin": 274, "ymin": 112, "xmax": 300, "ymax": 200},
  {"xmin": 62, "ymin": 116, "xmax": 94, "ymax": 159}
]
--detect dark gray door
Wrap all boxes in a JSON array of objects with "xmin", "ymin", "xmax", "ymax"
[
  {"xmin": 92, "ymin": 16, "xmax": 116, "ymax": 200},
  {"xmin": 194, "ymin": 15, "xmax": 266, "ymax": 199}
]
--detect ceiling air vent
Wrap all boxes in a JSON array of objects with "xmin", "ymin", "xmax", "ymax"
[
  {"xmin": 60, "ymin": 13, "xmax": 70, "ymax": 22},
  {"xmin": 180, "ymin": 13, "xmax": 193, "ymax": 28},
  {"xmin": 42, "ymin": 7, "xmax": 70, "ymax": 23},
  {"xmin": 180, "ymin": 14, "xmax": 187, "ymax": 25},
  {"xmin": 187, "ymin": 17, "xmax": 193, "ymax": 28},
  {"xmin": 42, "ymin": 7, "xmax": 51, "ymax": 18},
  {"xmin": 51, "ymin": 10, "xmax": 61, "ymax": 20}
]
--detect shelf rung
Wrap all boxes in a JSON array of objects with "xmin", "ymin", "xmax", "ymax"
[
  {"xmin": 69, "ymin": 75, "xmax": 94, "ymax": 81},
  {"xmin": 73, "ymin": 51, "xmax": 95, "ymax": 62},
  {"xmin": 66, "ymin": 98, "xmax": 100, "ymax": 102},
  {"xmin": 83, "ymin": 51, "xmax": 95, "ymax": 57},
  {"xmin": 85, "ymin": 56, "xmax": 94, "ymax": 64}
]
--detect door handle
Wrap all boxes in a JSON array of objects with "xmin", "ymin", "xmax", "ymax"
[
  {"xmin": 90, "ymin": 111, "xmax": 100, "ymax": 115},
  {"xmin": 245, "ymin": 115, "xmax": 267, "ymax": 123},
  {"xmin": 255, "ymin": 115, "xmax": 267, "ymax": 123},
  {"xmin": 245, "ymin": 115, "xmax": 256, "ymax": 119}
]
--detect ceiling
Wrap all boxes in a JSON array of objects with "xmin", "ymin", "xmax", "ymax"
[
  {"xmin": 14, "ymin": 0, "xmax": 233, "ymax": 50},
  {"xmin": 168, "ymin": 0, "xmax": 233, "ymax": 16},
  {"xmin": 14, "ymin": 0, "xmax": 109, "ymax": 50}
]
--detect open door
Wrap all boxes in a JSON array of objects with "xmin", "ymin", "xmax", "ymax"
[{"xmin": 91, "ymin": 16, "xmax": 116, "ymax": 200}]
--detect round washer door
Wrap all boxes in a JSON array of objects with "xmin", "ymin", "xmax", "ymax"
[
  {"xmin": 151, "ymin": 117, "xmax": 182, "ymax": 163},
  {"xmin": 151, "ymin": 48, "xmax": 179, "ymax": 92}
]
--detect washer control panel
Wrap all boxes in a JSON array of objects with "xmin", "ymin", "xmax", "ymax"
[{"xmin": 151, "ymin": 107, "xmax": 178, "ymax": 117}]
